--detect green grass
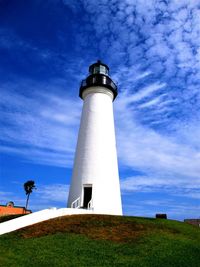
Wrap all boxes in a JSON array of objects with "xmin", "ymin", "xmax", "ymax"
[{"xmin": 0, "ymin": 215, "xmax": 199, "ymax": 267}]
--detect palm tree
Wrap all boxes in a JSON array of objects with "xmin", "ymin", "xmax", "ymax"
[{"xmin": 24, "ymin": 180, "xmax": 36, "ymax": 210}]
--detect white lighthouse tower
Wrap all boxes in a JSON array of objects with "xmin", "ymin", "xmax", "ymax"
[{"xmin": 67, "ymin": 61, "xmax": 122, "ymax": 215}]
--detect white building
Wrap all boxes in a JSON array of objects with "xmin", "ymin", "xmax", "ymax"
[{"xmin": 67, "ymin": 61, "xmax": 122, "ymax": 215}]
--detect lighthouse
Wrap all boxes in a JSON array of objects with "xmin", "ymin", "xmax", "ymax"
[{"xmin": 67, "ymin": 61, "xmax": 122, "ymax": 215}]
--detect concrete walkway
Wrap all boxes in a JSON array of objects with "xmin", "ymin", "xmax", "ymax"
[{"xmin": 0, "ymin": 208, "xmax": 93, "ymax": 235}]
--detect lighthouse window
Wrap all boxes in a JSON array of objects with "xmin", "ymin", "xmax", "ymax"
[
  {"xmin": 92, "ymin": 76, "xmax": 96, "ymax": 83},
  {"xmin": 99, "ymin": 65, "xmax": 107, "ymax": 75},
  {"xmin": 93, "ymin": 65, "xmax": 108, "ymax": 75},
  {"xmin": 102, "ymin": 76, "xmax": 106, "ymax": 84},
  {"xmin": 93, "ymin": 66, "xmax": 100, "ymax": 74}
]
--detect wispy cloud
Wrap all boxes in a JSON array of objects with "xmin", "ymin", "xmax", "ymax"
[
  {"xmin": 124, "ymin": 82, "xmax": 166, "ymax": 103},
  {"xmin": 137, "ymin": 95, "xmax": 164, "ymax": 109},
  {"xmin": 0, "ymin": 80, "xmax": 81, "ymax": 167},
  {"xmin": 116, "ymin": 111, "xmax": 200, "ymax": 181},
  {"xmin": 121, "ymin": 175, "xmax": 200, "ymax": 199},
  {"xmin": 67, "ymin": 0, "xmax": 200, "ymax": 125},
  {"xmin": 35, "ymin": 183, "xmax": 69, "ymax": 203}
]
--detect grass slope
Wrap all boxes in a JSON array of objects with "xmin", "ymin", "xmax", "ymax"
[{"xmin": 0, "ymin": 215, "xmax": 199, "ymax": 267}]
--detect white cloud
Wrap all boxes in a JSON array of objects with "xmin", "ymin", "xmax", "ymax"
[
  {"xmin": 134, "ymin": 71, "xmax": 152, "ymax": 81},
  {"xmin": 137, "ymin": 94, "xmax": 165, "ymax": 109},
  {"xmin": 121, "ymin": 175, "xmax": 200, "ymax": 200},
  {"xmin": 127, "ymin": 83, "xmax": 166, "ymax": 103},
  {"xmin": 115, "ymin": 86, "xmax": 200, "ymax": 197},
  {"xmin": 116, "ymin": 113, "xmax": 200, "ymax": 179},
  {"xmin": 0, "ymin": 80, "xmax": 81, "ymax": 167},
  {"xmin": 35, "ymin": 183, "xmax": 69, "ymax": 203}
]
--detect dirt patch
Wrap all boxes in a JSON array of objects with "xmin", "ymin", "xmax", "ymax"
[{"xmin": 18, "ymin": 214, "xmax": 148, "ymax": 243}]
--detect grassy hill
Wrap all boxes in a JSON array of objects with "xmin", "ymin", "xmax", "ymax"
[{"xmin": 0, "ymin": 214, "xmax": 199, "ymax": 267}]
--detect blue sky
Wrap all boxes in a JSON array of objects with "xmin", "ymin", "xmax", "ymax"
[{"xmin": 0, "ymin": 0, "xmax": 200, "ymax": 220}]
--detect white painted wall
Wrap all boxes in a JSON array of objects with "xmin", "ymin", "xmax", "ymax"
[{"xmin": 67, "ymin": 86, "xmax": 122, "ymax": 215}]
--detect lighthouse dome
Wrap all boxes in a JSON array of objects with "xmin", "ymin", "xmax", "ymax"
[
  {"xmin": 89, "ymin": 60, "xmax": 109, "ymax": 76},
  {"xmin": 79, "ymin": 60, "xmax": 118, "ymax": 100}
]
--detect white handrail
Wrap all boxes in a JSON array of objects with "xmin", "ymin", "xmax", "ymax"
[
  {"xmin": 71, "ymin": 197, "xmax": 81, "ymax": 209},
  {"xmin": 87, "ymin": 199, "xmax": 93, "ymax": 210}
]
